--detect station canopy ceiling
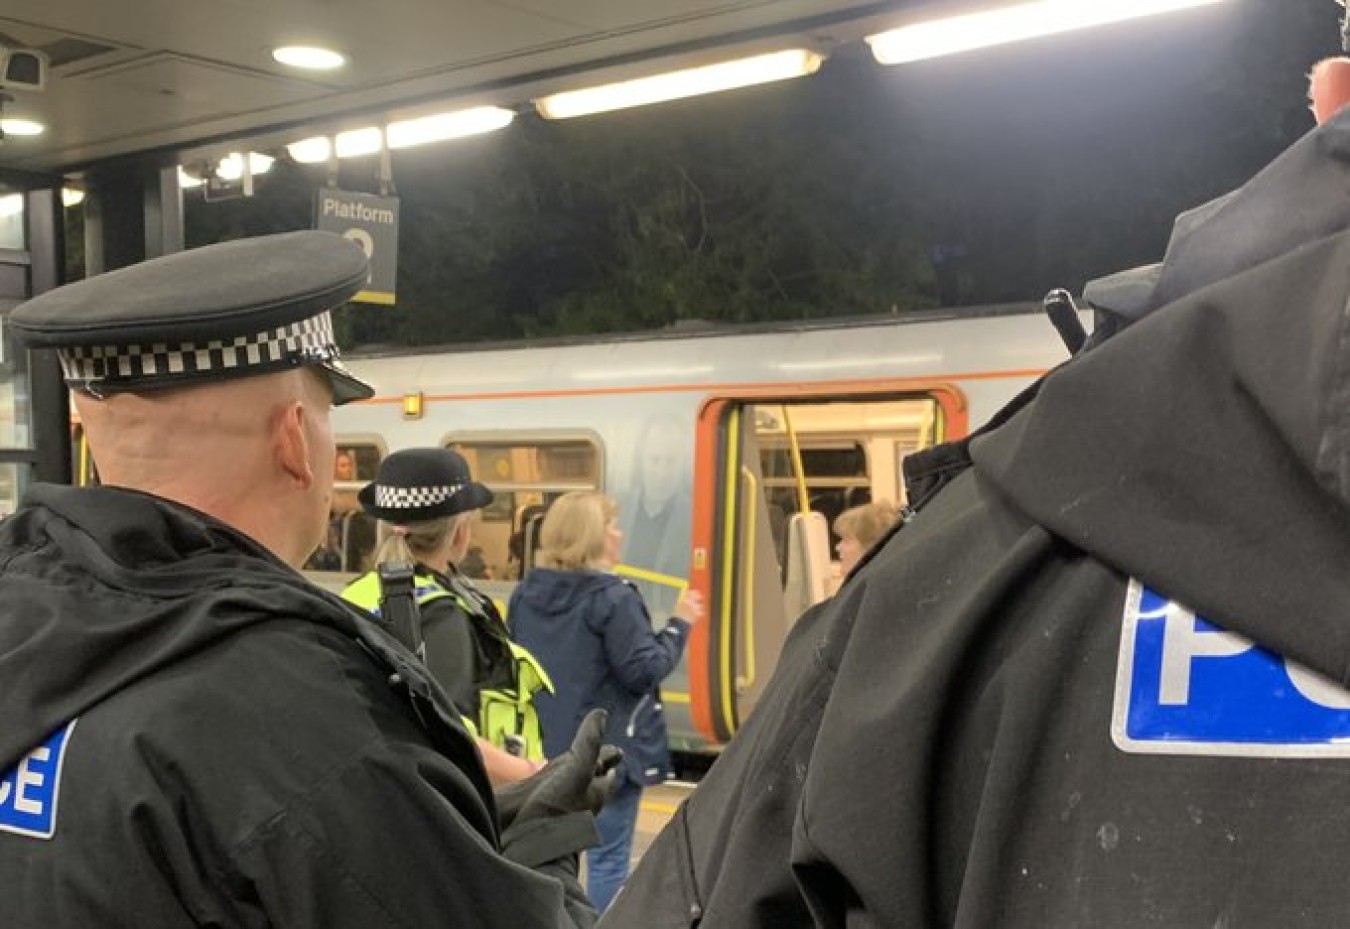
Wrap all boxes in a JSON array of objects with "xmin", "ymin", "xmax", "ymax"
[{"xmin": 0, "ymin": 0, "xmax": 940, "ymax": 177}]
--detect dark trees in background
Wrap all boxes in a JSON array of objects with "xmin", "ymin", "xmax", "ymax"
[{"xmin": 182, "ymin": 0, "xmax": 1339, "ymax": 350}]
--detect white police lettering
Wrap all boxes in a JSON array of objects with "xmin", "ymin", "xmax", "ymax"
[
  {"xmin": 1286, "ymin": 662, "xmax": 1350, "ymax": 710},
  {"xmin": 0, "ymin": 720, "xmax": 77, "ymax": 839},
  {"xmin": 1112, "ymin": 580, "xmax": 1350, "ymax": 756},
  {"xmin": 1158, "ymin": 603, "xmax": 1251, "ymax": 705}
]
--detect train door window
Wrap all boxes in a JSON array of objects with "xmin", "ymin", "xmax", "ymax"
[
  {"xmin": 448, "ymin": 437, "xmax": 602, "ymax": 584},
  {"xmin": 697, "ymin": 393, "xmax": 944, "ymax": 743},
  {"xmin": 306, "ymin": 439, "xmax": 385, "ymax": 576},
  {"xmin": 753, "ymin": 398, "xmax": 941, "ymax": 560}
]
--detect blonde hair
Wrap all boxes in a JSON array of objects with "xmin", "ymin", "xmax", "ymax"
[
  {"xmin": 833, "ymin": 500, "xmax": 899, "ymax": 550},
  {"xmin": 536, "ymin": 491, "xmax": 619, "ymax": 572},
  {"xmin": 374, "ymin": 512, "xmax": 471, "ymax": 569}
]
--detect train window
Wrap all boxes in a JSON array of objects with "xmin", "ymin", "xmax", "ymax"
[
  {"xmin": 0, "ymin": 463, "xmax": 27, "ymax": 519},
  {"xmin": 0, "ymin": 314, "xmax": 31, "ymax": 450},
  {"xmin": 305, "ymin": 439, "xmax": 386, "ymax": 575},
  {"xmin": 448, "ymin": 437, "xmax": 602, "ymax": 581},
  {"xmin": 750, "ymin": 398, "xmax": 940, "ymax": 559},
  {"xmin": 0, "ymin": 198, "xmax": 22, "ymax": 251}
]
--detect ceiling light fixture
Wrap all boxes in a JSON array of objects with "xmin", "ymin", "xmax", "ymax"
[
  {"xmin": 866, "ymin": 0, "xmax": 1232, "ymax": 65},
  {"xmin": 334, "ymin": 126, "xmax": 383, "ymax": 158},
  {"xmin": 287, "ymin": 136, "xmax": 332, "ymax": 164},
  {"xmin": 0, "ymin": 118, "xmax": 45, "ymax": 137},
  {"xmin": 272, "ymin": 45, "xmax": 346, "ymax": 70},
  {"xmin": 61, "ymin": 188, "xmax": 84, "ymax": 208},
  {"xmin": 385, "ymin": 107, "xmax": 516, "ymax": 148},
  {"xmin": 215, "ymin": 152, "xmax": 275, "ymax": 180},
  {"xmin": 534, "ymin": 48, "xmax": 823, "ymax": 120}
]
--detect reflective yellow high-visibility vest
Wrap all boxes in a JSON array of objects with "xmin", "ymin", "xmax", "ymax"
[{"xmin": 343, "ymin": 570, "xmax": 552, "ymax": 761}]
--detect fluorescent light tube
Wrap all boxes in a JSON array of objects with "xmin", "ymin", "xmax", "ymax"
[
  {"xmin": 867, "ymin": 0, "xmax": 1231, "ymax": 65},
  {"xmin": 536, "ymin": 49, "xmax": 823, "ymax": 120}
]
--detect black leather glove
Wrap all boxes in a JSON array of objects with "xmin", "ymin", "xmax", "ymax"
[{"xmin": 496, "ymin": 709, "xmax": 623, "ymax": 832}]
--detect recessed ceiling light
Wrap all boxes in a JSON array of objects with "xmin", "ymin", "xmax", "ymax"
[
  {"xmin": 272, "ymin": 45, "xmax": 346, "ymax": 70},
  {"xmin": 0, "ymin": 118, "xmax": 45, "ymax": 137}
]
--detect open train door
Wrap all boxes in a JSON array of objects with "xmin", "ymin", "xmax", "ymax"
[
  {"xmin": 690, "ymin": 389, "xmax": 961, "ymax": 746},
  {"xmin": 692, "ymin": 400, "xmax": 793, "ymax": 744}
]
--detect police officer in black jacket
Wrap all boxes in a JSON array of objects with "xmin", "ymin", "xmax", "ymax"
[
  {"xmin": 0, "ymin": 231, "xmax": 615, "ymax": 928},
  {"xmin": 603, "ymin": 6, "xmax": 1350, "ymax": 927}
]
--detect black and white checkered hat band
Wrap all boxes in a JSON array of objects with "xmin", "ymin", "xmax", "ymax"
[
  {"xmin": 58, "ymin": 312, "xmax": 340, "ymax": 389},
  {"xmin": 374, "ymin": 484, "xmax": 464, "ymax": 510}
]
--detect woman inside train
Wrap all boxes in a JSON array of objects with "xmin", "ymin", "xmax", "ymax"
[{"xmin": 834, "ymin": 499, "xmax": 901, "ymax": 577}]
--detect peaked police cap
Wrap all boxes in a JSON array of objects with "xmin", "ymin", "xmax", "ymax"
[
  {"xmin": 359, "ymin": 448, "xmax": 494, "ymax": 523},
  {"xmin": 9, "ymin": 231, "xmax": 374, "ymax": 404}
]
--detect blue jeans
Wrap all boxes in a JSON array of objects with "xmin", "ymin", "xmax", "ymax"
[{"xmin": 587, "ymin": 779, "xmax": 643, "ymax": 913}]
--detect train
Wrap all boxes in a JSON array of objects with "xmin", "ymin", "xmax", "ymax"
[{"xmin": 306, "ymin": 306, "xmax": 1073, "ymax": 758}]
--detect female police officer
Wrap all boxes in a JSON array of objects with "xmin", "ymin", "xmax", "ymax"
[{"xmin": 342, "ymin": 447, "xmax": 551, "ymax": 785}]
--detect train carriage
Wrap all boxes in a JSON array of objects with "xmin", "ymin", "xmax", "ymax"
[{"xmin": 309, "ymin": 306, "xmax": 1073, "ymax": 759}]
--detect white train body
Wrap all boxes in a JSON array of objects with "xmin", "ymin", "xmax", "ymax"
[{"xmin": 326, "ymin": 310, "xmax": 1072, "ymax": 753}]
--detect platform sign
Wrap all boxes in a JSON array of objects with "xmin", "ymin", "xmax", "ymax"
[
  {"xmin": 316, "ymin": 188, "xmax": 399, "ymax": 305},
  {"xmin": 1112, "ymin": 580, "xmax": 1350, "ymax": 756}
]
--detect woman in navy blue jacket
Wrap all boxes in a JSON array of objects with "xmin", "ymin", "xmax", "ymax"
[{"xmin": 508, "ymin": 491, "xmax": 703, "ymax": 913}]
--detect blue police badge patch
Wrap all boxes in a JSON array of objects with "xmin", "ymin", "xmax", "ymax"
[
  {"xmin": 0, "ymin": 720, "xmax": 77, "ymax": 839},
  {"xmin": 1112, "ymin": 580, "xmax": 1350, "ymax": 756}
]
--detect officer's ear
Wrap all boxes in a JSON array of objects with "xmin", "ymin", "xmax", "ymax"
[{"xmin": 275, "ymin": 398, "xmax": 316, "ymax": 491}]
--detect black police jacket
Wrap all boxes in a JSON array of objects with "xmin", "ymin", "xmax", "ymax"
[
  {"xmin": 0, "ymin": 484, "xmax": 594, "ymax": 928},
  {"xmin": 603, "ymin": 109, "xmax": 1350, "ymax": 927}
]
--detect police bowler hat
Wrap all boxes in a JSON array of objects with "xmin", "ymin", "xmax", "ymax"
[
  {"xmin": 9, "ymin": 231, "xmax": 374, "ymax": 404},
  {"xmin": 359, "ymin": 448, "xmax": 494, "ymax": 523}
]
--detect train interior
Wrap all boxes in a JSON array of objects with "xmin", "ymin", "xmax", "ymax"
[{"xmin": 708, "ymin": 393, "xmax": 942, "ymax": 732}]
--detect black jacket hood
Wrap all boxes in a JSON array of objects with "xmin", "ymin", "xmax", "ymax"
[
  {"xmin": 0, "ymin": 484, "xmax": 368, "ymax": 771},
  {"xmin": 973, "ymin": 111, "xmax": 1350, "ymax": 688}
]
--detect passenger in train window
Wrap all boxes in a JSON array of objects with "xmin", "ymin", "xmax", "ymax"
[
  {"xmin": 0, "ymin": 231, "xmax": 615, "ymax": 929},
  {"xmin": 304, "ymin": 447, "xmax": 370, "ymax": 572},
  {"xmin": 603, "ymin": 23, "xmax": 1350, "ymax": 929},
  {"xmin": 509, "ymin": 490, "xmax": 704, "ymax": 914},
  {"xmin": 832, "ymin": 499, "xmax": 899, "ymax": 576},
  {"xmin": 341, "ymin": 447, "xmax": 552, "ymax": 785}
]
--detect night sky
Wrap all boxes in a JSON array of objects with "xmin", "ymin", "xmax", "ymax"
[{"xmin": 180, "ymin": 0, "xmax": 1349, "ymax": 345}]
